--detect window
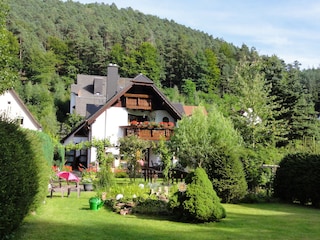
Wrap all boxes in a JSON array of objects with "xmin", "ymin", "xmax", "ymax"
[
  {"xmin": 17, "ymin": 117, "xmax": 23, "ymax": 125},
  {"xmin": 162, "ymin": 117, "xmax": 169, "ymax": 122}
]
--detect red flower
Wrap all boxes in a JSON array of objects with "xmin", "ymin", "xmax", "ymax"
[
  {"xmin": 160, "ymin": 122, "xmax": 168, "ymax": 127},
  {"xmin": 168, "ymin": 122, "xmax": 174, "ymax": 127},
  {"xmin": 130, "ymin": 120, "xmax": 138, "ymax": 125}
]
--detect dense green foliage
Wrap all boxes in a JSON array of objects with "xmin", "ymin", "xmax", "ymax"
[
  {"xmin": 152, "ymin": 138, "xmax": 173, "ymax": 184},
  {"xmin": 169, "ymin": 168, "xmax": 226, "ymax": 222},
  {"xmin": 0, "ymin": 0, "xmax": 19, "ymax": 94},
  {"xmin": 207, "ymin": 153, "xmax": 247, "ymax": 203},
  {"xmin": 33, "ymin": 131, "xmax": 54, "ymax": 165},
  {"xmin": 119, "ymin": 136, "xmax": 150, "ymax": 181},
  {"xmin": 0, "ymin": 120, "xmax": 50, "ymax": 239},
  {"xmin": 274, "ymin": 153, "xmax": 320, "ymax": 207},
  {"xmin": 24, "ymin": 130, "xmax": 52, "ymax": 212},
  {"xmin": 171, "ymin": 106, "xmax": 247, "ymax": 202},
  {"xmin": 95, "ymin": 153, "xmax": 114, "ymax": 190}
]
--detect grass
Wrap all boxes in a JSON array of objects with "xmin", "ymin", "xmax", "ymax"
[{"xmin": 14, "ymin": 191, "xmax": 320, "ymax": 240}]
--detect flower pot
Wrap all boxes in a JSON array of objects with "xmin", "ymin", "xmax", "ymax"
[{"xmin": 83, "ymin": 183, "xmax": 94, "ymax": 191}]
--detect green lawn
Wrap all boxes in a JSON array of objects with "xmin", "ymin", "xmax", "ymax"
[{"xmin": 14, "ymin": 192, "xmax": 320, "ymax": 240}]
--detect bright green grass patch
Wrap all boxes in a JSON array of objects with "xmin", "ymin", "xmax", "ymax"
[{"xmin": 14, "ymin": 192, "xmax": 320, "ymax": 240}]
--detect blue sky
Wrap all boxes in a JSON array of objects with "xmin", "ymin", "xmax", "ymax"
[{"xmin": 75, "ymin": 0, "xmax": 320, "ymax": 69}]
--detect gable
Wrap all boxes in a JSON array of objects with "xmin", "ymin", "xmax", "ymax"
[
  {"xmin": 0, "ymin": 90, "xmax": 42, "ymax": 131},
  {"xmin": 86, "ymin": 79, "xmax": 182, "ymax": 125}
]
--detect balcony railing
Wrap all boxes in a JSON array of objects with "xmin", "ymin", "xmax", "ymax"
[{"xmin": 122, "ymin": 125, "xmax": 174, "ymax": 141}]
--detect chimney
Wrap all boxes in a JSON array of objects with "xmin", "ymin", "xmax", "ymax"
[{"xmin": 106, "ymin": 63, "xmax": 119, "ymax": 101}]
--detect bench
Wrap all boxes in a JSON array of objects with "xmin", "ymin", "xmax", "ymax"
[{"xmin": 49, "ymin": 179, "xmax": 81, "ymax": 198}]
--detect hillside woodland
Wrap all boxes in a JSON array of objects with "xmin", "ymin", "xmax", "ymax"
[
  {"xmin": 4, "ymin": 0, "xmax": 320, "ymax": 160},
  {"xmin": 5, "ymin": 0, "xmax": 320, "ymax": 140}
]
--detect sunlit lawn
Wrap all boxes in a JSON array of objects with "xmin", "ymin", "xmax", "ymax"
[{"xmin": 15, "ymin": 191, "xmax": 320, "ymax": 240}]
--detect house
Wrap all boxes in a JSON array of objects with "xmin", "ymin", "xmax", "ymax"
[
  {"xmin": 0, "ymin": 89, "xmax": 42, "ymax": 131},
  {"xmin": 62, "ymin": 64, "xmax": 183, "ymax": 171}
]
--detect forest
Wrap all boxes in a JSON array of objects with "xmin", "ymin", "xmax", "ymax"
[{"xmin": 4, "ymin": 0, "xmax": 320, "ymax": 150}]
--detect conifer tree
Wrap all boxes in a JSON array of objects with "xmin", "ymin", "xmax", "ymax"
[
  {"xmin": 0, "ymin": 1, "xmax": 19, "ymax": 94},
  {"xmin": 169, "ymin": 167, "xmax": 226, "ymax": 222}
]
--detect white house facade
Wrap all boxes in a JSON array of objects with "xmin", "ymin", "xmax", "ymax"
[{"xmin": 62, "ymin": 64, "xmax": 187, "ymax": 174}]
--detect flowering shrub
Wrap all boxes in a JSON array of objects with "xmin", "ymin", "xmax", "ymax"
[
  {"xmin": 160, "ymin": 122, "xmax": 168, "ymax": 127},
  {"xmin": 62, "ymin": 165, "xmax": 72, "ymax": 172},
  {"xmin": 167, "ymin": 122, "xmax": 174, "ymax": 127},
  {"xmin": 130, "ymin": 120, "xmax": 138, "ymax": 125},
  {"xmin": 130, "ymin": 121, "xmax": 175, "ymax": 129},
  {"xmin": 80, "ymin": 166, "xmax": 97, "ymax": 183}
]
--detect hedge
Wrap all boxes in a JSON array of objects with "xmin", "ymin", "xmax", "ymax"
[
  {"xmin": 274, "ymin": 153, "xmax": 320, "ymax": 207},
  {"xmin": 0, "ymin": 120, "xmax": 51, "ymax": 239}
]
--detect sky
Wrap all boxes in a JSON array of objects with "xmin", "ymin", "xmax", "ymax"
[{"xmin": 75, "ymin": 0, "xmax": 320, "ymax": 69}]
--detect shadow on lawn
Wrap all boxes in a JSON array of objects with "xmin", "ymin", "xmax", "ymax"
[{"xmin": 15, "ymin": 202, "xmax": 320, "ymax": 240}]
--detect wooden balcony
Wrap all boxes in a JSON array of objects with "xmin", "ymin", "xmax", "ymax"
[
  {"xmin": 124, "ymin": 93, "xmax": 152, "ymax": 110},
  {"xmin": 122, "ymin": 126, "xmax": 174, "ymax": 140}
]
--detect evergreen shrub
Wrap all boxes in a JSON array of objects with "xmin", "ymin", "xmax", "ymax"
[
  {"xmin": 0, "ymin": 121, "xmax": 51, "ymax": 239},
  {"xmin": 207, "ymin": 152, "xmax": 247, "ymax": 203},
  {"xmin": 274, "ymin": 153, "xmax": 320, "ymax": 207},
  {"xmin": 169, "ymin": 167, "xmax": 226, "ymax": 222},
  {"xmin": 26, "ymin": 130, "xmax": 51, "ymax": 212}
]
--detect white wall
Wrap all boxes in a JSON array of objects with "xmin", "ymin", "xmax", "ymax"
[
  {"xmin": 127, "ymin": 109, "xmax": 175, "ymax": 124},
  {"xmin": 0, "ymin": 91, "xmax": 40, "ymax": 131},
  {"xmin": 90, "ymin": 107, "xmax": 128, "ymax": 164},
  {"xmin": 154, "ymin": 110, "xmax": 175, "ymax": 123}
]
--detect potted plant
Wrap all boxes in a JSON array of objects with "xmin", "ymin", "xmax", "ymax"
[
  {"xmin": 167, "ymin": 122, "xmax": 175, "ymax": 129},
  {"xmin": 159, "ymin": 122, "xmax": 168, "ymax": 128},
  {"xmin": 81, "ymin": 169, "xmax": 96, "ymax": 191},
  {"xmin": 142, "ymin": 121, "xmax": 149, "ymax": 128},
  {"xmin": 149, "ymin": 122, "xmax": 160, "ymax": 129}
]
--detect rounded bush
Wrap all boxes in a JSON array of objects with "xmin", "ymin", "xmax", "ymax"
[
  {"xmin": 0, "ymin": 121, "xmax": 51, "ymax": 239},
  {"xmin": 169, "ymin": 167, "xmax": 226, "ymax": 222}
]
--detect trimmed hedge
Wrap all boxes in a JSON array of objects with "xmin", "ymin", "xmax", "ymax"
[
  {"xmin": 0, "ymin": 121, "xmax": 51, "ymax": 239},
  {"xmin": 25, "ymin": 130, "xmax": 52, "ymax": 212},
  {"xmin": 274, "ymin": 153, "xmax": 320, "ymax": 207}
]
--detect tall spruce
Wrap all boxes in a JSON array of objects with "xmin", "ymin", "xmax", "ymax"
[
  {"xmin": 284, "ymin": 63, "xmax": 318, "ymax": 142},
  {"xmin": 0, "ymin": 0, "xmax": 19, "ymax": 94}
]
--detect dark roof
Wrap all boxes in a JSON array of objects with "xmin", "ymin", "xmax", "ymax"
[
  {"xmin": 132, "ymin": 74, "xmax": 154, "ymax": 84},
  {"xmin": 172, "ymin": 103, "xmax": 185, "ymax": 116}
]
